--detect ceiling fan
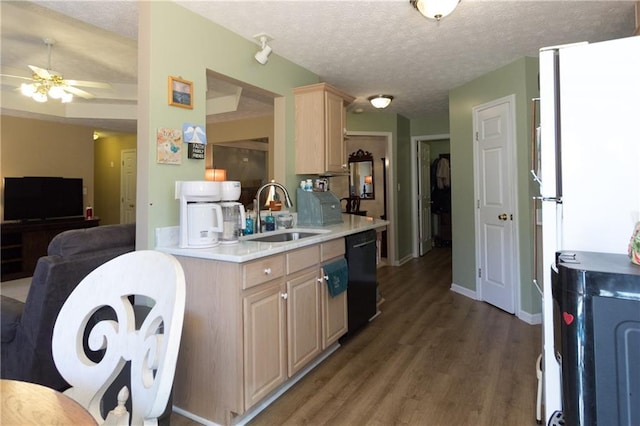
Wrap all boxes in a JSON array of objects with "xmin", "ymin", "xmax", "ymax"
[{"xmin": 1, "ymin": 37, "xmax": 110, "ymax": 103}]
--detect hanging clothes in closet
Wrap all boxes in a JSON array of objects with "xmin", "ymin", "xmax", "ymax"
[
  {"xmin": 431, "ymin": 155, "xmax": 451, "ymax": 215},
  {"xmin": 431, "ymin": 154, "xmax": 451, "ymax": 246}
]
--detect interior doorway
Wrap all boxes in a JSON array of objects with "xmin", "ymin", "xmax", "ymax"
[
  {"xmin": 345, "ymin": 132, "xmax": 395, "ymax": 266},
  {"xmin": 410, "ymin": 134, "xmax": 450, "ymax": 258}
]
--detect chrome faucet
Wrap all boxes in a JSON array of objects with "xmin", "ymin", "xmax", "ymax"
[{"xmin": 253, "ymin": 181, "xmax": 293, "ymax": 233}]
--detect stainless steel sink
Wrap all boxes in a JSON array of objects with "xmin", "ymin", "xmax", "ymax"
[{"xmin": 241, "ymin": 229, "xmax": 328, "ymax": 243}]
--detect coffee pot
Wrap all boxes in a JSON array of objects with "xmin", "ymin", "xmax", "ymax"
[
  {"xmin": 218, "ymin": 181, "xmax": 245, "ymax": 244},
  {"xmin": 220, "ymin": 202, "xmax": 246, "ymax": 244}
]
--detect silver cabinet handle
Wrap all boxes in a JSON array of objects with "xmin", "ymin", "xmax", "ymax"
[
  {"xmin": 264, "ymin": 267, "xmax": 272, "ymax": 275},
  {"xmin": 281, "ymin": 292, "xmax": 288, "ymax": 300}
]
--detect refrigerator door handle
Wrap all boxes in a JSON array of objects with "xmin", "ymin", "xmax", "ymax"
[
  {"xmin": 530, "ymin": 97, "xmax": 542, "ymax": 188},
  {"xmin": 533, "ymin": 196, "xmax": 562, "ymax": 203}
]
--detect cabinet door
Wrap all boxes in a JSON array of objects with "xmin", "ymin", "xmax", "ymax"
[
  {"xmin": 325, "ymin": 90, "xmax": 347, "ymax": 173},
  {"xmin": 287, "ymin": 269, "xmax": 322, "ymax": 377},
  {"xmin": 321, "ymin": 264, "xmax": 348, "ymax": 349},
  {"xmin": 243, "ymin": 282, "xmax": 286, "ymax": 409}
]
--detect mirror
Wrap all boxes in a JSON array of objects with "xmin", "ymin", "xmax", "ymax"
[{"xmin": 348, "ymin": 149, "xmax": 375, "ymax": 199}]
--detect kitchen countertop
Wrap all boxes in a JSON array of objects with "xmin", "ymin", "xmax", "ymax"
[{"xmin": 156, "ymin": 214, "xmax": 388, "ymax": 263}]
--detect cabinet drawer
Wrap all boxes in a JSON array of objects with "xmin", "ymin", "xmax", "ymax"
[
  {"xmin": 286, "ymin": 245, "xmax": 319, "ymax": 275},
  {"xmin": 243, "ymin": 255, "xmax": 285, "ymax": 289},
  {"xmin": 321, "ymin": 238, "xmax": 345, "ymax": 262}
]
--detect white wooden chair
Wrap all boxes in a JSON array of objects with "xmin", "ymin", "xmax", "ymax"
[{"xmin": 52, "ymin": 250, "xmax": 186, "ymax": 425}]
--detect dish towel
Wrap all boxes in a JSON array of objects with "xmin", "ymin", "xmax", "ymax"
[{"xmin": 323, "ymin": 258, "xmax": 348, "ymax": 297}]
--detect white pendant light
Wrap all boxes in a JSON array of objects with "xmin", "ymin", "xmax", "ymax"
[
  {"xmin": 368, "ymin": 95, "xmax": 394, "ymax": 109},
  {"xmin": 411, "ymin": 0, "xmax": 460, "ymax": 21}
]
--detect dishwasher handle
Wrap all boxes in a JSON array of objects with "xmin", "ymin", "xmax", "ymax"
[{"xmin": 353, "ymin": 239, "xmax": 376, "ymax": 248}]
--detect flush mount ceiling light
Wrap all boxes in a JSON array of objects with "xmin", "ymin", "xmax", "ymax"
[
  {"xmin": 368, "ymin": 95, "xmax": 394, "ymax": 109},
  {"xmin": 253, "ymin": 33, "xmax": 273, "ymax": 65},
  {"xmin": 410, "ymin": 0, "xmax": 460, "ymax": 21}
]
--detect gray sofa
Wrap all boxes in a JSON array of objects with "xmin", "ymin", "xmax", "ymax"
[{"xmin": 1, "ymin": 224, "xmax": 136, "ymax": 389}]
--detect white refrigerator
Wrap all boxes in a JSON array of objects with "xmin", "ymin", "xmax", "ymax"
[{"xmin": 537, "ymin": 36, "xmax": 640, "ymax": 423}]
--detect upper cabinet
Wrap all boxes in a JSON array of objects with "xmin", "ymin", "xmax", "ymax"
[{"xmin": 294, "ymin": 83, "xmax": 355, "ymax": 175}]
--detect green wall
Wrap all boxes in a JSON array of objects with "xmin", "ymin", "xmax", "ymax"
[
  {"xmin": 411, "ymin": 112, "xmax": 450, "ymax": 136},
  {"xmin": 137, "ymin": 2, "xmax": 318, "ymax": 248},
  {"xmin": 448, "ymin": 56, "xmax": 541, "ymax": 315}
]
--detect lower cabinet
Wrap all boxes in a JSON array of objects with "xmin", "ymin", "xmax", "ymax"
[
  {"xmin": 287, "ymin": 269, "xmax": 322, "ymax": 377},
  {"xmin": 243, "ymin": 281, "xmax": 287, "ymax": 409},
  {"xmin": 173, "ymin": 238, "xmax": 347, "ymax": 425}
]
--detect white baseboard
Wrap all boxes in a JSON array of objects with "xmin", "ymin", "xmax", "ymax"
[
  {"xmin": 396, "ymin": 253, "xmax": 413, "ymax": 266},
  {"xmin": 518, "ymin": 310, "xmax": 542, "ymax": 325},
  {"xmin": 450, "ymin": 282, "xmax": 542, "ymax": 326},
  {"xmin": 450, "ymin": 282, "xmax": 477, "ymax": 300}
]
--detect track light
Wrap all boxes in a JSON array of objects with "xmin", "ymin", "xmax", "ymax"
[{"xmin": 253, "ymin": 33, "xmax": 273, "ymax": 65}]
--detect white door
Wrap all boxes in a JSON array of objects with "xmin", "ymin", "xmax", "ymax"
[
  {"xmin": 474, "ymin": 97, "xmax": 516, "ymax": 314},
  {"xmin": 120, "ymin": 149, "xmax": 137, "ymax": 224},
  {"xmin": 418, "ymin": 141, "xmax": 432, "ymax": 255}
]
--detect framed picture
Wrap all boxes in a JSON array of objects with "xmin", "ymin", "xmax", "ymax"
[{"xmin": 168, "ymin": 76, "xmax": 193, "ymax": 109}]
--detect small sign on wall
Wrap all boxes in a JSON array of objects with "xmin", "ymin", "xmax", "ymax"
[{"xmin": 188, "ymin": 143, "xmax": 206, "ymax": 160}]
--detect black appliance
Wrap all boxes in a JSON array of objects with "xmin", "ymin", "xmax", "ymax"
[
  {"xmin": 342, "ymin": 230, "xmax": 377, "ymax": 340},
  {"xmin": 3, "ymin": 177, "xmax": 84, "ymax": 221},
  {"xmin": 551, "ymin": 251, "xmax": 640, "ymax": 426}
]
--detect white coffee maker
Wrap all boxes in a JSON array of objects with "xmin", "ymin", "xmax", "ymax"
[
  {"xmin": 219, "ymin": 181, "xmax": 246, "ymax": 244},
  {"xmin": 176, "ymin": 181, "xmax": 223, "ymax": 248}
]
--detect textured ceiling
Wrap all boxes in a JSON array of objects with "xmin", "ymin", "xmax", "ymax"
[{"xmin": 0, "ymin": 0, "xmax": 636, "ymax": 132}]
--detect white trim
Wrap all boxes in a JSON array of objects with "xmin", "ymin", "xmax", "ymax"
[
  {"xmin": 518, "ymin": 310, "xmax": 542, "ymax": 325},
  {"xmin": 472, "ymin": 94, "xmax": 521, "ymax": 316},
  {"xmin": 410, "ymin": 133, "xmax": 450, "ymax": 257},
  {"xmin": 120, "ymin": 148, "xmax": 136, "ymax": 224},
  {"xmin": 450, "ymin": 283, "xmax": 477, "ymax": 300},
  {"xmin": 396, "ymin": 253, "xmax": 414, "ymax": 266},
  {"xmin": 346, "ymin": 131, "xmax": 396, "ymax": 265}
]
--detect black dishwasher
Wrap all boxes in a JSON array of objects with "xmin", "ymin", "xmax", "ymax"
[{"xmin": 342, "ymin": 230, "xmax": 378, "ymax": 340}]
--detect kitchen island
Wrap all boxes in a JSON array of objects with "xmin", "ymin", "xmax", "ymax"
[{"xmin": 156, "ymin": 214, "xmax": 388, "ymax": 425}]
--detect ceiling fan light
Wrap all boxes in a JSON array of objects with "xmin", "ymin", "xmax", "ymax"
[
  {"xmin": 61, "ymin": 92, "xmax": 73, "ymax": 103},
  {"xmin": 20, "ymin": 83, "xmax": 36, "ymax": 97},
  {"xmin": 368, "ymin": 95, "xmax": 393, "ymax": 109},
  {"xmin": 32, "ymin": 91, "xmax": 48, "ymax": 103},
  {"xmin": 413, "ymin": 0, "xmax": 460, "ymax": 21},
  {"xmin": 48, "ymin": 85, "xmax": 65, "ymax": 99}
]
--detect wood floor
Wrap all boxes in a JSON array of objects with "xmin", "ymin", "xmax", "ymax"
[{"xmin": 172, "ymin": 248, "xmax": 542, "ymax": 426}]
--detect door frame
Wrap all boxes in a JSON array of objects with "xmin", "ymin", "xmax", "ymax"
[
  {"xmin": 472, "ymin": 94, "xmax": 521, "ymax": 315},
  {"xmin": 410, "ymin": 134, "xmax": 449, "ymax": 258},
  {"xmin": 346, "ymin": 131, "xmax": 395, "ymax": 266},
  {"xmin": 120, "ymin": 148, "xmax": 137, "ymax": 224}
]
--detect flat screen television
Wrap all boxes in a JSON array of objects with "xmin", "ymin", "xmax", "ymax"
[{"xmin": 3, "ymin": 177, "xmax": 84, "ymax": 221}]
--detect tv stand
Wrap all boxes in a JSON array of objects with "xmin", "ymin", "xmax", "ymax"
[{"xmin": 1, "ymin": 218, "xmax": 100, "ymax": 282}]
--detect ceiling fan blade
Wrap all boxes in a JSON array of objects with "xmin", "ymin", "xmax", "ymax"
[
  {"xmin": 0, "ymin": 73, "xmax": 35, "ymax": 82},
  {"xmin": 65, "ymin": 79, "xmax": 111, "ymax": 89},
  {"xmin": 28, "ymin": 65, "xmax": 52, "ymax": 79},
  {"xmin": 63, "ymin": 85, "xmax": 95, "ymax": 99}
]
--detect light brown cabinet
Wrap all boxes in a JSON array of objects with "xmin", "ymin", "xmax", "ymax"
[
  {"xmin": 173, "ymin": 238, "xmax": 347, "ymax": 425},
  {"xmin": 294, "ymin": 83, "xmax": 355, "ymax": 175},
  {"xmin": 243, "ymin": 281, "xmax": 287, "ymax": 408}
]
